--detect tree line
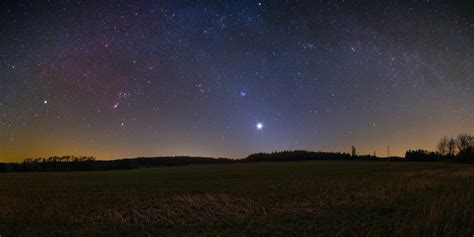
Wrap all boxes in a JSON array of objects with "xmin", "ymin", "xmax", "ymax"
[
  {"xmin": 0, "ymin": 151, "xmax": 381, "ymax": 172},
  {"xmin": 1, "ymin": 134, "xmax": 473, "ymax": 173},
  {"xmin": 405, "ymin": 133, "xmax": 474, "ymax": 161},
  {"xmin": 0, "ymin": 155, "xmax": 233, "ymax": 172},
  {"xmin": 244, "ymin": 150, "xmax": 379, "ymax": 162}
]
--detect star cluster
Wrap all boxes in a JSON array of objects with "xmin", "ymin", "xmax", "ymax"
[{"xmin": 1, "ymin": 0, "xmax": 473, "ymax": 161}]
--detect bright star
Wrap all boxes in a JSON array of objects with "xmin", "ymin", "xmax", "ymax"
[
  {"xmin": 43, "ymin": 100, "xmax": 48, "ymax": 104},
  {"xmin": 240, "ymin": 91, "xmax": 247, "ymax": 96},
  {"xmin": 256, "ymin": 122, "xmax": 263, "ymax": 130}
]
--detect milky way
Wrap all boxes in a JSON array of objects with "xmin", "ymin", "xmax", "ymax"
[{"xmin": 1, "ymin": 0, "xmax": 473, "ymax": 161}]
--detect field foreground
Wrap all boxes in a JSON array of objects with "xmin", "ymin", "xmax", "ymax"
[{"xmin": 1, "ymin": 161, "xmax": 474, "ymax": 236}]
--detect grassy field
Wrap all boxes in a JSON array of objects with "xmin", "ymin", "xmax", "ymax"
[{"xmin": 1, "ymin": 161, "xmax": 474, "ymax": 236}]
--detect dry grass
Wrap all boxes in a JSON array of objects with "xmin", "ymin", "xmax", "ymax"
[
  {"xmin": 0, "ymin": 161, "xmax": 474, "ymax": 236},
  {"xmin": 77, "ymin": 194, "xmax": 259, "ymax": 226}
]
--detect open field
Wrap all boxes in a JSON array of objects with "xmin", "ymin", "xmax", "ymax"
[{"xmin": 1, "ymin": 161, "xmax": 474, "ymax": 236}]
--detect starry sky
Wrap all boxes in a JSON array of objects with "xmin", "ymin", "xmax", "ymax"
[{"xmin": 1, "ymin": 0, "xmax": 473, "ymax": 161}]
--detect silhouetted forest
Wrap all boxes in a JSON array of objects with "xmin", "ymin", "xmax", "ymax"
[
  {"xmin": 0, "ymin": 132, "xmax": 473, "ymax": 172},
  {"xmin": 0, "ymin": 155, "xmax": 233, "ymax": 172},
  {"xmin": 405, "ymin": 133, "xmax": 474, "ymax": 162},
  {"xmin": 243, "ymin": 150, "xmax": 378, "ymax": 162},
  {"xmin": 0, "ymin": 151, "xmax": 385, "ymax": 172}
]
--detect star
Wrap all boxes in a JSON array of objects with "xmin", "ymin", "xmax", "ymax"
[
  {"xmin": 240, "ymin": 91, "xmax": 247, "ymax": 96},
  {"xmin": 256, "ymin": 122, "xmax": 263, "ymax": 130},
  {"xmin": 43, "ymin": 100, "xmax": 48, "ymax": 104}
]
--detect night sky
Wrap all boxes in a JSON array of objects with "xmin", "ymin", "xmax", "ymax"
[{"xmin": 1, "ymin": 0, "xmax": 473, "ymax": 161}]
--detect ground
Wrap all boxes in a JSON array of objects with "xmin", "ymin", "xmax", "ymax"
[{"xmin": 1, "ymin": 161, "xmax": 474, "ymax": 236}]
